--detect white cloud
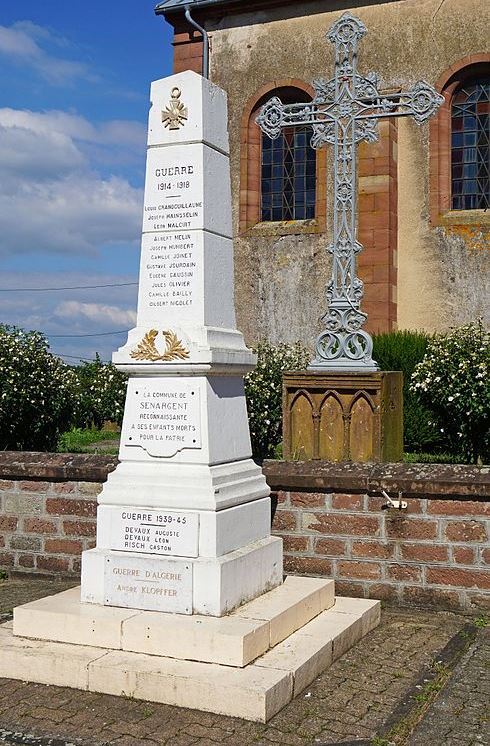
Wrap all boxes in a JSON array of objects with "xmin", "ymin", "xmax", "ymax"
[
  {"xmin": 0, "ymin": 107, "xmax": 145, "ymax": 256},
  {"xmin": 0, "ymin": 21, "xmax": 94, "ymax": 85},
  {"xmin": 0, "ymin": 271, "xmax": 138, "ymax": 362},
  {"xmin": 55, "ymin": 300, "xmax": 137, "ymax": 327}
]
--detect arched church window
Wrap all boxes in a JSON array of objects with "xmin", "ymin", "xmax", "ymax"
[
  {"xmin": 451, "ymin": 76, "xmax": 489, "ymax": 210},
  {"xmin": 261, "ymin": 124, "xmax": 316, "ymax": 221},
  {"xmin": 240, "ymin": 82, "xmax": 326, "ymax": 235}
]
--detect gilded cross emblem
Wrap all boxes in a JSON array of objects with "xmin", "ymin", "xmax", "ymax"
[{"xmin": 162, "ymin": 87, "xmax": 188, "ymax": 130}]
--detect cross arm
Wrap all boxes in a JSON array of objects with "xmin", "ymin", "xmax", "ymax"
[
  {"xmin": 356, "ymin": 81, "xmax": 445, "ymax": 124},
  {"xmin": 255, "ymin": 97, "xmax": 334, "ymax": 139}
]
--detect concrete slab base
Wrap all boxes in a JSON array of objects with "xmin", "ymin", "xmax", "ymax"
[{"xmin": 1, "ymin": 580, "xmax": 381, "ymax": 722}]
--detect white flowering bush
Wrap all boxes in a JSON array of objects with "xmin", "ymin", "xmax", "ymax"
[
  {"xmin": 245, "ymin": 341, "xmax": 310, "ymax": 461},
  {"xmin": 411, "ymin": 320, "xmax": 490, "ymax": 464},
  {"xmin": 74, "ymin": 355, "xmax": 128, "ymax": 428},
  {"xmin": 0, "ymin": 325, "xmax": 79, "ymax": 451}
]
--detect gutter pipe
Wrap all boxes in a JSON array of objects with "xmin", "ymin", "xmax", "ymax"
[{"xmin": 184, "ymin": 5, "xmax": 210, "ymax": 79}]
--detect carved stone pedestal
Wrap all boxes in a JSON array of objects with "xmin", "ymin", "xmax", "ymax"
[{"xmin": 283, "ymin": 371, "xmax": 403, "ymax": 462}]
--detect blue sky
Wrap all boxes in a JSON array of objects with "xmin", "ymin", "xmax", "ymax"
[{"xmin": 0, "ymin": 1, "xmax": 173, "ymax": 362}]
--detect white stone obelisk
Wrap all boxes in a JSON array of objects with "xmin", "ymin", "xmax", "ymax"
[{"xmin": 81, "ymin": 71, "xmax": 283, "ymax": 616}]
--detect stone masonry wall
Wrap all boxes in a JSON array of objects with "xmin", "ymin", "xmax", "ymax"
[
  {"xmin": 264, "ymin": 461, "xmax": 490, "ymax": 613},
  {"xmin": 0, "ymin": 453, "xmax": 488, "ymax": 612},
  {"xmin": 0, "ymin": 454, "xmax": 116, "ymax": 576}
]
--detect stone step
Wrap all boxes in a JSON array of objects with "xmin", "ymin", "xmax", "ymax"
[
  {"xmin": 13, "ymin": 575, "xmax": 335, "ymax": 667},
  {"xmin": 1, "ymin": 596, "xmax": 380, "ymax": 722}
]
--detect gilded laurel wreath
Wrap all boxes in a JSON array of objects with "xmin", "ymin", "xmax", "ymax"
[{"xmin": 130, "ymin": 329, "xmax": 189, "ymax": 362}]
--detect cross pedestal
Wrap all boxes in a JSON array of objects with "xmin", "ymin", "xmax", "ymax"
[
  {"xmin": 1, "ymin": 68, "xmax": 380, "ymax": 722},
  {"xmin": 283, "ymin": 371, "xmax": 403, "ymax": 462},
  {"xmin": 257, "ymin": 12, "xmax": 443, "ymax": 462}
]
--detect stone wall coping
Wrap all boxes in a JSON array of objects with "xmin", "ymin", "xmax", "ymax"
[
  {"xmin": 263, "ymin": 460, "xmax": 490, "ymax": 500},
  {"xmin": 0, "ymin": 452, "xmax": 118, "ymax": 483},
  {"xmin": 0, "ymin": 452, "xmax": 488, "ymax": 499}
]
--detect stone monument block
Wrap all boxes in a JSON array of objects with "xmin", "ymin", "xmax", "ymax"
[
  {"xmin": 283, "ymin": 371, "xmax": 403, "ymax": 462},
  {"xmin": 2, "ymin": 45, "xmax": 381, "ymax": 721}
]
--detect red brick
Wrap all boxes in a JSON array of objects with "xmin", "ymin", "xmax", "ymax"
[
  {"xmin": 387, "ymin": 564, "xmax": 422, "ymax": 582},
  {"xmin": 402, "ymin": 586, "xmax": 461, "ymax": 611},
  {"xmin": 314, "ymin": 538, "xmax": 348, "ymax": 557},
  {"xmin": 337, "ymin": 560, "xmax": 381, "ymax": 580},
  {"xmin": 53, "ymin": 482, "xmax": 77, "ymax": 494},
  {"xmin": 275, "ymin": 491, "xmax": 288, "ymax": 504},
  {"xmin": 284, "ymin": 556, "xmax": 332, "ymax": 576},
  {"xmin": 282, "ymin": 535, "xmax": 308, "ymax": 553},
  {"xmin": 453, "ymin": 546, "xmax": 475, "ymax": 565},
  {"xmin": 427, "ymin": 567, "xmax": 490, "ymax": 590},
  {"xmin": 304, "ymin": 513, "xmax": 380, "ymax": 536},
  {"xmin": 72, "ymin": 558, "xmax": 81, "ymax": 574},
  {"xmin": 45, "ymin": 498, "xmax": 97, "ymax": 518},
  {"xmin": 335, "ymin": 580, "xmax": 365, "ymax": 598},
  {"xmin": 24, "ymin": 518, "xmax": 57, "ymax": 534},
  {"xmin": 401, "ymin": 544, "xmax": 448, "ymax": 563},
  {"xmin": 36, "ymin": 556, "xmax": 69, "ymax": 573},
  {"xmin": 63, "ymin": 520, "xmax": 97, "ymax": 538},
  {"xmin": 352, "ymin": 541, "xmax": 394, "ymax": 559},
  {"xmin": 385, "ymin": 517, "xmax": 437, "ymax": 540},
  {"xmin": 368, "ymin": 496, "xmax": 423, "ymax": 514},
  {"xmin": 18, "ymin": 481, "xmax": 49, "ymax": 492},
  {"xmin": 0, "ymin": 552, "xmax": 14, "ymax": 567},
  {"xmin": 44, "ymin": 539, "xmax": 83, "ymax": 555},
  {"xmin": 290, "ymin": 492, "xmax": 325, "ymax": 508},
  {"xmin": 0, "ymin": 517, "xmax": 17, "ymax": 531},
  {"xmin": 272, "ymin": 510, "xmax": 297, "ymax": 531},
  {"xmin": 445, "ymin": 521, "xmax": 487, "ymax": 543},
  {"xmin": 18, "ymin": 554, "xmax": 34, "ymax": 568},
  {"xmin": 369, "ymin": 583, "xmax": 399, "ymax": 603},
  {"xmin": 332, "ymin": 493, "xmax": 363, "ymax": 510},
  {"xmin": 0, "ymin": 480, "xmax": 14, "ymax": 490},
  {"xmin": 427, "ymin": 500, "xmax": 488, "ymax": 517},
  {"xmin": 483, "ymin": 548, "xmax": 490, "ymax": 564}
]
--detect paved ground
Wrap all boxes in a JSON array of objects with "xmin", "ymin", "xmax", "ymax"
[
  {"xmin": 408, "ymin": 626, "xmax": 489, "ymax": 746},
  {"xmin": 0, "ymin": 578, "xmax": 487, "ymax": 746}
]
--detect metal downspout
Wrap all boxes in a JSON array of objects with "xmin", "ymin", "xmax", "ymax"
[{"xmin": 184, "ymin": 6, "xmax": 209, "ymax": 79}]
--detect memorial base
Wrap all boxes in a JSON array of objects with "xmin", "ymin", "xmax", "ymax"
[
  {"xmin": 283, "ymin": 371, "xmax": 403, "ymax": 462},
  {"xmin": 1, "ymin": 578, "xmax": 380, "ymax": 722},
  {"xmin": 81, "ymin": 536, "xmax": 283, "ymax": 617}
]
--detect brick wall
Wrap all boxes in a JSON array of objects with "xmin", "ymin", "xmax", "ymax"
[
  {"xmin": 264, "ymin": 461, "xmax": 489, "ymax": 612},
  {"xmin": 0, "ymin": 454, "xmax": 115, "ymax": 577},
  {"xmin": 0, "ymin": 453, "xmax": 488, "ymax": 612}
]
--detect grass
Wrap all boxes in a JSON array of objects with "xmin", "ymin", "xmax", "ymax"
[
  {"xmin": 57, "ymin": 427, "xmax": 120, "ymax": 455},
  {"xmin": 403, "ymin": 452, "xmax": 464, "ymax": 464}
]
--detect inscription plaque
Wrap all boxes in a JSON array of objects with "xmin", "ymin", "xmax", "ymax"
[
  {"xmin": 143, "ymin": 146, "xmax": 202, "ymax": 233},
  {"xmin": 139, "ymin": 231, "xmax": 200, "ymax": 317},
  {"xmin": 121, "ymin": 378, "xmax": 201, "ymax": 458},
  {"xmin": 104, "ymin": 554, "xmax": 192, "ymax": 613},
  {"xmin": 106, "ymin": 506, "xmax": 199, "ymax": 557}
]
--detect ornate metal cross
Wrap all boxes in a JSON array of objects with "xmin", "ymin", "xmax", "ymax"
[{"xmin": 256, "ymin": 12, "xmax": 444, "ymax": 371}]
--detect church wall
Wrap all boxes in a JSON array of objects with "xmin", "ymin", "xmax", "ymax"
[{"xmin": 198, "ymin": 0, "xmax": 489, "ymax": 345}]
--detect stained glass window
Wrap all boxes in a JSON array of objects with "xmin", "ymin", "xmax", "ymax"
[
  {"xmin": 260, "ymin": 125, "xmax": 316, "ymax": 221},
  {"xmin": 451, "ymin": 77, "xmax": 489, "ymax": 210}
]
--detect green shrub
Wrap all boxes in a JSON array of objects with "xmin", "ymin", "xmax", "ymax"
[
  {"xmin": 0, "ymin": 325, "xmax": 79, "ymax": 451},
  {"xmin": 73, "ymin": 355, "xmax": 128, "ymax": 429},
  {"xmin": 411, "ymin": 320, "xmax": 489, "ymax": 464},
  {"xmin": 372, "ymin": 330, "xmax": 448, "ymax": 454},
  {"xmin": 244, "ymin": 341, "xmax": 310, "ymax": 461}
]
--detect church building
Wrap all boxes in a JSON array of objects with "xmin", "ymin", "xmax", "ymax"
[{"xmin": 155, "ymin": 0, "xmax": 489, "ymax": 349}]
